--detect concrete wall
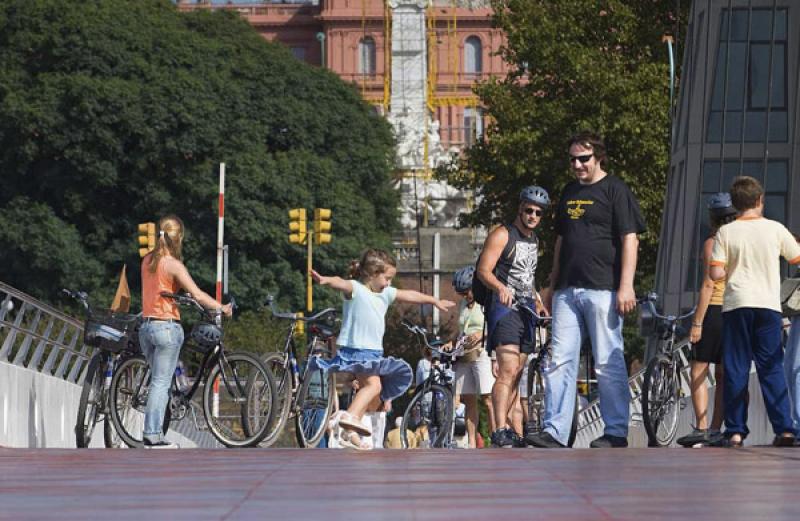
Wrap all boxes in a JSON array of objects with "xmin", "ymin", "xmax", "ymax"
[{"xmin": 0, "ymin": 361, "xmax": 195, "ymax": 448}]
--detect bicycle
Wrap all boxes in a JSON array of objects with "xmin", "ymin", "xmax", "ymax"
[
  {"xmin": 108, "ymin": 292, "xmax": 276, "ymax": 448},
  {"xmin": 258, "ymin": 296, "xmax": 338, "ymax": 448},
  {"xmin": 638, "ymin": 292, "xmax": 696, "ymax": 447},
  {"xmin": 399, "ymin": 320, "xmax": 461, "ymax": 449},
  {"xmin": 64, "ymin": 289, "xmax": 140, "ymax": 449},
  {"xmin": 517, "ymin": 298, "xmax": 579, "ymax": 447}
]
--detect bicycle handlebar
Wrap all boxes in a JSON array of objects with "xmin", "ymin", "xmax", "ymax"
[
  {"xmin": 637, "ymin": 292, "xmax": 695, "ymax": 324},
  {"xmin": 263, "ymin": 295, "xmax": 336, "ymax": 323},
  {"xmin": 160, "ymin": 292, "xmax": 236, "ymax": 324},
  {"xmin": 516, "ymin": 297, "xmax": 552, "ymax": 325},
  {"xmin": 62, "ymin": 288, "xmax": 90, "ymax": 312},
  {"xmin": 401, "ymin": 319, "xmax": 463, "ymax": 358}
]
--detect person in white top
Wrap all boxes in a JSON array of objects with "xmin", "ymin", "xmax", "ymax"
[
  {"xmin": 710, "ymin": 176, "xmax": 800, "ymax": 448},
  {"xmin": 446, "ymin": 266, "xmax": 496, "ymax": 448}
]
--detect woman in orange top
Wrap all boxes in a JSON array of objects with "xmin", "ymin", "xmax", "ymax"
[
  {"xmin": 677, "ymin": 193, "xmax": 737, "ymax": 447},
  {"xmin": 140, "ymin": 215, "xmax": 232, "ymax": 448}
]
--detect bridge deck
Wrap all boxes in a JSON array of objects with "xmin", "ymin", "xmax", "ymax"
[{"xmin": 1, "ymin": 447, "xmax": 798, "ymax": 520}]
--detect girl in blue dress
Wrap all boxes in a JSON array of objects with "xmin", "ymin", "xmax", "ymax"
[{"xmin": 311, "ymin": 249, "xmax": 454, "ymax": 450}]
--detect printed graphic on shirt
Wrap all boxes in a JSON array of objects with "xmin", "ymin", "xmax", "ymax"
[
  {"xmin": 566, "ymin": 199, "xmax": 594, "ymax": 220},
  {"xmin": 506, "ymin": 241, "xmax": 538, "ymax": 298}
]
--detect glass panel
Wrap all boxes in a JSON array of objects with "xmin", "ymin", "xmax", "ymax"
[
  {"xmin": 711, "ymin": 43, "xmax": 727, "ymax": 111},
  {"xmin": 766, "ymin": 161, "xmax": 788, "ymax": 191},
  {"xmin": 702, "ymin": 161, "xmax": 721, "ymax": 192},
  {"xmin": 774, "ymin": 9, "xmax": 787, "ymax": 40},
  {"xmin": 764, "ymin": 194, "xmax": 785, "ymax": 222},
  {"xmin": 722, "ymin": 160, "xmax": 742, "ymax": 188},
  {"xmin": 464, "ymin": 37, "xmax": 482, "ymax": 74},
  {"xmin": 359, "ymin": 38, "xmax": 376, "ymax": 75},
  {"xmin": 741, "ymin": 161, "xmax": 764, "ymax": 180},
  {"xmin": 744, "ymin": 110, "xmax": 766, "ymax": 142},
  {"xmin": 769, "ymin": 111, "xmax": 788, "ymax": 142},
  {"xmin": 725, "ymin": 42, "xmax": 747, "ymax": 109},
  {"xmin": 707, "ymin": 112, "xmax": 722, "ymax": 143},
  {"xmin": 770, "ymin": 44, "xmax": 786, "ymax": 108},
  {"xmin": 723, "ymin": 111, "xmax": 743, "ymax": 142},
  {"xmin": 750, "ymin": 44, "xmax": 771, "ymax": 108},
  {"xmin": 750, "ymin": 9, "xmax": 773, "ymax": 41},
  {"xmin": 730, "ymin": 9, "xmax": 750, "ymax": 41}
]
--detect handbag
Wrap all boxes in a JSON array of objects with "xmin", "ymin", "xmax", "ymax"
[
  {"xmin": 780, "ymin": 277, "xmax": 800, "ymax": 317},
  {"xmin": 457, "ymin": 306, "xmax": 484, "ymax": 364}
]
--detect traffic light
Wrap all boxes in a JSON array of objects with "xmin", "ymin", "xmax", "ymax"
[
  {"xmin": 137, "ymin": 222, "xmax": 156, "ymax": 258},
  {"xmin": 288, "ymin": 208, "xmax": 307, "ymax": 244},
  {"xmin": 313, "ymin": 208, "xmax": 332, "ymax": 245}
]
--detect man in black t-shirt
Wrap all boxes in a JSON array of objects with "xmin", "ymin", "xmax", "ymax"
[{"xmin": 527, "ymin": 132, "xmax": 645, "ymax": 449}]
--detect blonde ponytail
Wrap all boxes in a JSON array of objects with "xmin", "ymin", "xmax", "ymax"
[{"xmin": 148, "ymin": 215, "xmax": 184, "ymax": 273}]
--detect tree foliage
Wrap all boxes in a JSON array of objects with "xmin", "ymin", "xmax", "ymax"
[
  {"xmin": 439, "ymin": 0, "xmax": 689, "ymax": 288},
  {"xmin": 0, "ymin": 0, "xmax": 397, "ymax": 312}
]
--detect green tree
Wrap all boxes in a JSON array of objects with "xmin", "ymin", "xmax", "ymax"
[{"xmin": 0, "ymin": 0, "xmax": 397, "ymax": 314}]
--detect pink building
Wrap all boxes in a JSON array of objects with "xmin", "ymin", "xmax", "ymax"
[{"xmin": 178, "ymin": 0, "xmax": 509, "ymax": 151}]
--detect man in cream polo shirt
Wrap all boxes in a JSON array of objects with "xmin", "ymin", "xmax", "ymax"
[{"xmin": 710, "ymin": 176, "xmax": 800, "ymax": 448}]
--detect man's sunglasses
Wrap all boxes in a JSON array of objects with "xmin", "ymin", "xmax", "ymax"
[
  {"xmin": 569, "ymin": 154, "xmax": 593, "ymax": 164},
  {"xmin": 523, "ymin": 208, "xmax": 543, "ymax": 217}
]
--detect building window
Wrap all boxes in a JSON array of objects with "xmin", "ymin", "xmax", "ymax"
[
  {"xmin": 290, "ymin": 47, "xmax": 306, "ymax": 62},
  {"xmin": 464, "ymin": 36, "xmax": 482, "ymax": 75},
  {"xmin": 707, "ymin": 8, "xmax": 788, "ymax": 143},
  {"xmin": 463, "ymin": 107, "xmax": 483, "ymax": 147},
  {"xmin": 358, "ymin": 37, "xmax": 376, "ymax": 76}
]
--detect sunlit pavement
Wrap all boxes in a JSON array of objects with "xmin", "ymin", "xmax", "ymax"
[{"xmin": 1, "ymin": 447, "xmax": 798, "ymax": 520}]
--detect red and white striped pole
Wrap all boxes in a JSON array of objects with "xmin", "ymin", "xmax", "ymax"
[{"xmin": 216, "ymin": 163, "xmax": 225, "ymax": 302}]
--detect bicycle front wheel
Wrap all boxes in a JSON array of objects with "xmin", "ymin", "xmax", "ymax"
[
  {"xmin": 642, "ymin": 354, "xmax": 680, "ymax": 447},
  {"xmin": 256, "ymin": 352, "xmax": 292, "ymax": 448},
  {"xmin": 294, "ymin": 365, "xmax": 335, "ymax": 448},
  {"xmin": 203, "ymin": 352, "xmax": 276, "ymax": 447},
  {"xmin": 401, "ymin": 383, "xmax": 454, "ymax": 448},
  {"xmin": 76, "ymin": 353, "xmax": 104, "ymax": 448},
  {"xmin": 109, "ymin": 355, "xmax": 171, "ymax": 448}
]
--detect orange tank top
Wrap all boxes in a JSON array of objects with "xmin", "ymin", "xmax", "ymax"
[
  {"xmin": 709, "ymin": 277, "xmax": 725, "ymax": 306},
  {"xmin": 141, "ymin": 255, "xmax": 181, "ymax": 320}
]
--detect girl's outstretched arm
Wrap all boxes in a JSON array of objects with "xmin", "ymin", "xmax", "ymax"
[
  {"xmin": 395, "ymin": 289, "xmax": 455, "ymax": 312},
  {"xmin": 310, "ymin": 269, "xmax": 354, "ymax": 298}
]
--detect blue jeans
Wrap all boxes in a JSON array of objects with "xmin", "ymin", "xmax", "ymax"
[
  {"xmin": 139, "ymin": 321, "xmax": 183, "ymax": 440},
  {"xmin": 723, "ymin": 308, "xmax": 792, "ymax": 437},
  {"xmin": 543, "ymin": 288, "xmax": 629, "ymax": 445},
  {"xmin": 785, "ymin": 316, "xmax": 800, "ymax": 433}
]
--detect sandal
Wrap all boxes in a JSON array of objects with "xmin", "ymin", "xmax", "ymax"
[
  {"xmin": 336, "ymin": 412, "xmax": 372, "ymax": 437},
  {"xmin": 338, "ymin": 428, "xmax": 371, "ymax": 451}
]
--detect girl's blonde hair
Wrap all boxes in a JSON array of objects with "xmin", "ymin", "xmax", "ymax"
[
  {"xmin": 348, "ymin": 249, "xmax": 396, "ymax": 281},
  {"xmin": 148, "ymin": 215, "xmax": 184, "ymax": 273}
]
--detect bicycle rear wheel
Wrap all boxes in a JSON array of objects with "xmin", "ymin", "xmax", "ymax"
[
  {"xmin": 524, "ymin": 359, "xmax": 545, "ymax": 440},
  {"xmin": 75, "ymin": 353, "xmax": 104, "ymax": 448},
  {"xmin": 255, "ymin": 352, "xmax": 292, "ymax": 447},
  {"xmin": 401, "ymin": 383, "xmax": 454, "ymax": 448},
  {"xmin": 109, "ymin": 355, "xmax": 171, "ymax": 448},
  {"xmin": 642, "ymin": 354, "xmax": 680, "ymax": 447},
  {"xmin": 203, "ymin": 352, "xmax": 276, "ymax": 447},
  {"xmin": 294, "ymin": 365, "xmax": 335, "ymax": 448}
]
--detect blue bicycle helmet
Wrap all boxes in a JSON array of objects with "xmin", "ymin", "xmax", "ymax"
[
  {"xmin": 452, "ymin": 266, "xmax": 475, "ymax": 293},
  {"xmin": 519, "ymin": 185, "xmax": 550, "ymax": 208},
  {"xmin": 708, "ymin": 192, "xmax": 737, "ymax": 218}
]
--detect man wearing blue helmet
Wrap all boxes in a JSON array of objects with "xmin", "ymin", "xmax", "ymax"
[
  {"xmin": 531, "ymin": 132, "xmax": 645, "ymax": 449},
  {"xmin": 476, "ymin": 184, "xmax": 549, "ymax": 448}
]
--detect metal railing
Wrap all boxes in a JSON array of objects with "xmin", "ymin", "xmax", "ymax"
[{"xmin": 0, "ymin": 281, "xmax": 92, "ymax": 385}]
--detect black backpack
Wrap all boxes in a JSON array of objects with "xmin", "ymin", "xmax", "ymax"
[{"xmin": 471, "ymin": 253, "xmax": 491, "ymax": 307}]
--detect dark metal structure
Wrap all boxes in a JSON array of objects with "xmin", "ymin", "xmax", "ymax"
[{"xmin": 655, "ymin": 0, "xmax": 800, "ymax": 315}]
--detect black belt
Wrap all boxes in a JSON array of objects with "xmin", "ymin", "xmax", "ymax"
[{"xmin": 142, "ymin": 317, "xmax": 179, "ymax": 324}]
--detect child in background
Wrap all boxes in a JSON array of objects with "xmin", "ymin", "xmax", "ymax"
[{"xmin": 310, "ymin": 249, "xmax": 455, "ymax": 450}]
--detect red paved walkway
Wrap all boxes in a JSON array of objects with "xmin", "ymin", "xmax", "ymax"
[{"xmin": 1, "ymin": 447, "xmax": 798, "ymax": 520}]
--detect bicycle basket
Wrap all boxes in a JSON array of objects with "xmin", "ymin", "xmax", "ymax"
[
  {"xmin": 83, "ymin": 312, "xmax": 138, "ymax": 353},
  {"xmin": 189, "ymin": 322, "xmax": 222, "ymax": 353}
]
